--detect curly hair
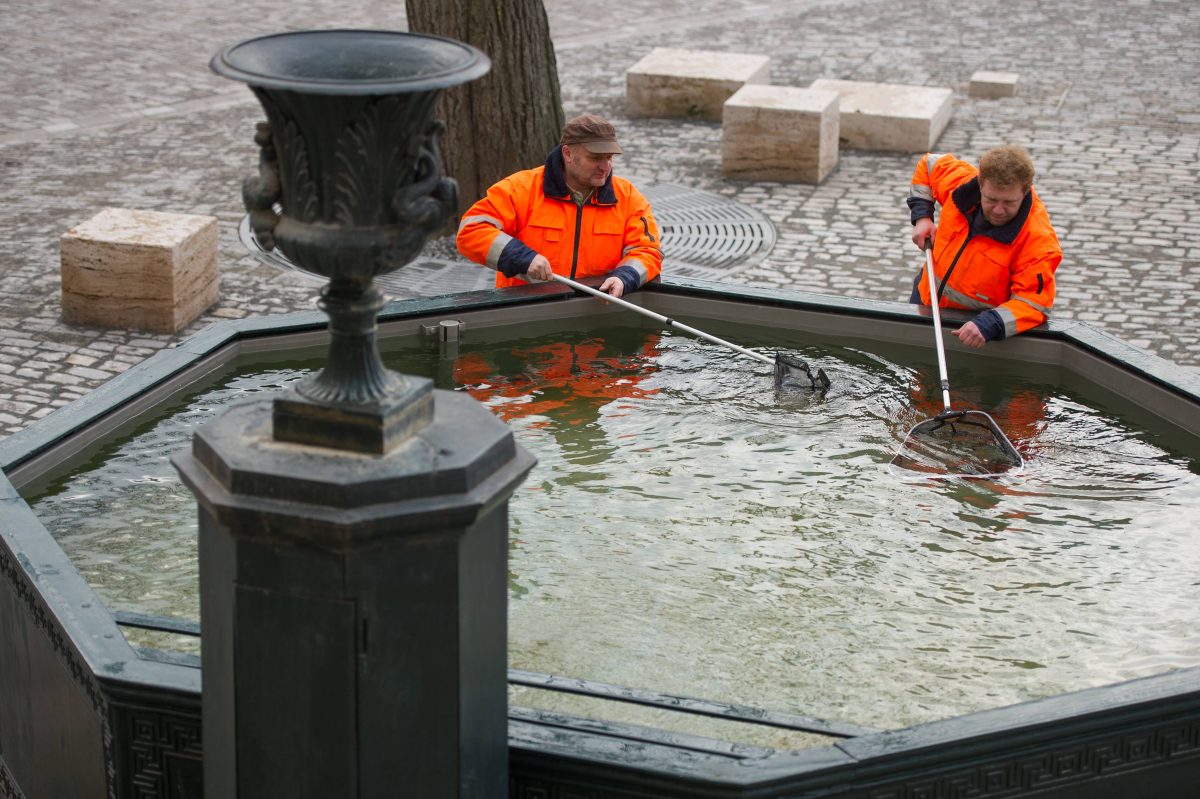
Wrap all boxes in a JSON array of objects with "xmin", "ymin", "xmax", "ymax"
[{"xmin": 978, "ymin": 145, "xmax": 1035, "ymax": 190}]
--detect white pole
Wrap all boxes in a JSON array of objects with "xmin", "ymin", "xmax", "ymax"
[{"xmin": 549, "ymin": 274, "xmax": 773, "ymax": 366}]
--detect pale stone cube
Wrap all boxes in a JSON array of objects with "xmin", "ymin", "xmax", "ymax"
[
  {"xmin": 60, "ymin": 207, "xmax": 219, "ymax": 333},
  {"xmin": 970, "ymin": 70, "xmax": 1021, "ymax": 99},
  {"xmin": 722, "ymin": 85, "xmax": 840, "ymax": 184},
  {"xmin": 626, "ymin": 47, "xmax": 771, "ymax": 122},
  {"xmin": 808, "ymin": 79, "xmax": 954, "ymax": 153}
]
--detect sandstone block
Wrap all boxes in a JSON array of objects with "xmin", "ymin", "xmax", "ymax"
[
  {"xmin": 60, "ymin": 207, "xmax": 219, "ymax": 333},
  {"xmin": 626, "ymin": 47, "xmax": 770, "ymax": 122},
  {"xmin": 970, "ymin": 70, "xmax": 1021, "ymax": 99},
  {"xmin": 808, "ymin": 79, "xmax": 954, "ymax": 153},
  {"xmin": 721, "ymin": 85, "xmax": 840, "ymax": 184}
]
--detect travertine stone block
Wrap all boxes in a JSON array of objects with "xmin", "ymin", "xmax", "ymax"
[
  {"xmin": 60, "ymin": 207, "xmax": 219, "ymax": 333},
  {"xmin": 809, "ymin": 79, "xmax": 954, "ymax": 153},
  {"xmin": 722, "ymin": 85, "xmax": 840, "ymax": 184},
  {"xmin": 970, "ymin": 70, "xmax": 1021, "ymax": 99},
  {"xmin": 626, "ymin": 47, "xmax": 770, "ymax": 122}
]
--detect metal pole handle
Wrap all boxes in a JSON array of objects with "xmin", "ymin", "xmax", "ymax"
[
  {"xmin": 548, "ymin": 274, "xmax": 773, "ymax": 366},
  {"xmin": 923, "ymin": 247, "xmax": 953, "ymax": 414}
]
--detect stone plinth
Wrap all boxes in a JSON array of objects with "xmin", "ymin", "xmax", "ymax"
[
  {"xmin": 60, "ymin": 207, "xmax": 219, "ymax": 333},
  {"xmin": 722, "ymin": 84, "xmax": 840, "ymax": 184},
  {"xmin": 809, "ymin": 79, "xmax": 953, "ymax": 153},
  {"xmin": 970, "ymin": 70, "xmax": 1020, "ymax": 98},
  {"xmin": 174, "ymin": 393, "xmax": 535, "ymax": 798},
  {"xmin": 626, "ymin": 47, "xmax": 770, "ymax": 122}
]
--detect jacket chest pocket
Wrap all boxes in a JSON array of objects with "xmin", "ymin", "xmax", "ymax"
[
  {"xmin": 962, "ymin": 246, "xmax": 1013, "ymax": 303},
  {"xmin": 592, "ymin": 214, "xmax": 623, "ymax": 236},
  {"xmin": 526, "ymin": 206, "xmax": 566, "ymax": 256},
  {"xmin": 590, "ymin": 213, "xmax": 624, "ymax": 263}
]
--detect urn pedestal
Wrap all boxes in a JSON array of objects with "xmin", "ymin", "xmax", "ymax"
[{"xmin": 175, "ymin": 30, "xmax": 535, "ymax": 798}]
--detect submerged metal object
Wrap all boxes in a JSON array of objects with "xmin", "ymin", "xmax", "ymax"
[{"xmin": 420, "ymin": 318, "xmax": 466, "ymax": 342}]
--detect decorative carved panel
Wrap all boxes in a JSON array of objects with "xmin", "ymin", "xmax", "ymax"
[{"xmin": 116, "ymin": 705, "xmax": 203, "ymax": 799}]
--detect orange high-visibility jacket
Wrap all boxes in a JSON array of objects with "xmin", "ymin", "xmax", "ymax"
[
  {"xmin": 456, "ymin": 146, "xmax": 662, "ymax": 291},
  {"xmin": 908, "ymin": 153, "xmax": 1062, "ymax": 339}
]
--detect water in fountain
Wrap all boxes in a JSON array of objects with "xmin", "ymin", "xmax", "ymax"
[{"xmin": 28, "ymin": 324, "xmax": 1200, "ymax": 736}]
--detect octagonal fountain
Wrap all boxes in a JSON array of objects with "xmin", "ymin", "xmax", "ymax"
[
  {"xmin": 2, "ymin": 275, "xmax": 1199, "ymax": 798},
  {"xmin": 6, "ymin": 21, "xmax": 1200, "ymax": 798}
]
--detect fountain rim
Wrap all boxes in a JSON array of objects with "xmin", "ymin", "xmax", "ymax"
[{"xmin": 209, "ymin": 28, "xmax": 492, "ymax": 95}]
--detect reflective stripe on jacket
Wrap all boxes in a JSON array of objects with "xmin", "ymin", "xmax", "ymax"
[
  {"xmin": 909, "ymin": 153, "xmax": 1062, "ymax": 338},
  {"xmin": 456, "ymin": 146, "xmax": 662, "ymax": 290}
]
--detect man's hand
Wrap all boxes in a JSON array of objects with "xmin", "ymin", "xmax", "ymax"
[
  {"xmin": 954, "ymin": 321, "xmax": 986, "ymax": 348},
  {"xmin": 912, "ymin": 217, "xmax": 935, "ymax": 251},
  {"xmin": 524, "ymin": 254, "xmax": 552, "ymax": 282},
  {"xmin": 599, "ymin": 276, "xmax": 625, "ymax": 299}
]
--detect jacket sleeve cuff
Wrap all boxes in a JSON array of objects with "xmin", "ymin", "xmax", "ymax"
[
  {"xmin": 497, "ymin": 238, "xmax": 538, "ymax": 278},
  {"xmin": 907, "ymin": 198, "xmax": 934, "ymax": 226},
  {"xmin": 972, "ymin": 309, "xmax": 1006, "ymax": 341},
  {"xmin": 611, "ymin": 265, "xmax": 641, "ymax": 294}
]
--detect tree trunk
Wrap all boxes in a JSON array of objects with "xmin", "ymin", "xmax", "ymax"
[{"xmin": 406, "ymin": 0, "xmax": 564, "ymax": 220}]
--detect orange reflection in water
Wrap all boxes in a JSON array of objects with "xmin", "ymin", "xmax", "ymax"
[{"xmin": 453, "ymin": 335, "xmax": 663, "ymax": 430}]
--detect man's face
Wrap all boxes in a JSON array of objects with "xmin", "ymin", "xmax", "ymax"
[
  {"xmin": 562, "ymin": 145, "xmax": 614, "ymax": 191},
  {"xmin": 979, "ymin": 179, "xmax": 1028, "ymax": 227}
]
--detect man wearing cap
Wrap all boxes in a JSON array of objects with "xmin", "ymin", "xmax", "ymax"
[{"xmin": 457, "ymin": 114, "xmax": 662, "ymax": 298}]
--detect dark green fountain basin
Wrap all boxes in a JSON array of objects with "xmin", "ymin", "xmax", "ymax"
[{"xmin": 2, "ymin": 278, "xmax": 1198, "ymax": 798}]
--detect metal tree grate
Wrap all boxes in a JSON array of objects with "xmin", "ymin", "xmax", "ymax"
[
  {"xmin": 642, "ymin": 182, "xmax": 776, "ymax": 276},
  {"xmin": 239, "ymin": 183, "xmax": 775, "ymax": 297}
]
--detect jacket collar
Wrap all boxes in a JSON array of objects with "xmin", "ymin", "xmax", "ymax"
[
  {"xmin": 543, "ymin": 145, "xmax": 617, "ymax": 205},
  {"xmin": 951, "ymin": 177, "xmax": 1033, "ymax": 245}
]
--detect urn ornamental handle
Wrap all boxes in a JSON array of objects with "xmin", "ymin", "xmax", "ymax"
[{"xmin": 243, "ymin": 122, "xmax": 280, "ymax": 251}]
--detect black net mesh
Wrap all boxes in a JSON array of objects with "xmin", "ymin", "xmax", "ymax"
[
  {"xmin": 891, "ymin": 410, "xmax": 1022, "ymax": 478},
  {"xmin": 774, "ymin": 353, "xmax": 830, "ymax": 390}
]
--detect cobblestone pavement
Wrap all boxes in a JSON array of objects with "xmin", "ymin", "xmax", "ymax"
[{"xmin": 1, "ymin": 0, "xmax": 1197, "ymax": 436}]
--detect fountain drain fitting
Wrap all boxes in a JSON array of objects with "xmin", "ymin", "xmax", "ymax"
[{"xmin": 421, "ymin": 319, "xmax": 466, "ymax": 342}]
